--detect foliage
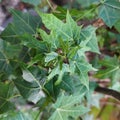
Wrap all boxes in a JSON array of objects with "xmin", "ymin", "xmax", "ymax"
[
  {"xmin": 49, "ymin": 94, "xmax": 89, "ymax": 120},
  {"xmin": 21, "ymin": 0, "xmax": 41, "ymax": 6},
  {"xmin": 0, "ymin": 0, "xmax": 120, "ymax": 120}
]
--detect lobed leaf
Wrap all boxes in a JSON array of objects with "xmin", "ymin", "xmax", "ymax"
[
  {"xmin": 14, "ymin": 66, "xmax": 47, "ymax": 103},
  {"xmin": 99, "ymin": 0, "xmax": 120, "ymax": 27},
  {"xmin": 37, "ymin": 10, "xmax": 81, "ymax": 42},
  {"xmin": 0, "ymin": 110, "xmax": 40, "ymax": 120},
  {"xmin": 1, "ymin": 10, "xmax": 42, "ymax": 44},
  {"xmin": 49, "ymin": 94, "xmax": 89, "ymax": 120},
  {"xmin": 95, "ymin": 56, "xmax": 120, "ymax": 83},
  {"xmin": 80, "ymin": 26, "xmax": 100, "ymax": 54}
]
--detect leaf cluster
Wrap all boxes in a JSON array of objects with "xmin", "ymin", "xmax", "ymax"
[{"xmin": 0, "ymin": 0, "xmax": 120, "ymax": 119}]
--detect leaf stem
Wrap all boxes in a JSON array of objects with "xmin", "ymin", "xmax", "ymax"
[
  {"xmin": 46, "ymin": 0, "xmax": 54, "ymax": 11},
  {"xmin": 95, "ymin": 86, "xmax": 120, "ymax": 101},
  {"xmin": 7, "ymin": 94, "xmax": 21, "ymax": 101},
  {"xmin": 35, "ymin": 110, "xmax": 41, "ymax": 120},
  {"xmin": 76, "ymin": 7, "xmax": 95, "ymax": 22}
]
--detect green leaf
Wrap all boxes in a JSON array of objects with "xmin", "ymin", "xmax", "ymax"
[
  {"xmin": 0, "ymin": 50, "xmax": 13, "ymax": 74},
  {"xmin": 111, "ymin": 81, "xmax": 120, "ymax": 92},
  {"xmin": 114, "ymin": 20, "xmax": 120, "ymax": 33},
  {"xmin": 27, "ymin": 54, "xmax": 44, "ymax": 68},
  {"xmin": 37, "ymin": 10, "xmax": 81, "ymax": 42},
  {"xmin": 75, "ymin": 58, "xmax": 95, "ymax": 89},
  {"xmin": 44, "ymin": 78, "xmax": 61, "ymax": 99},
  {"xmin": 1, "ymin": 10, "xmax": 42, "ymax": 44},
  {"xmin": 44, "ymin": 74, "xmax": 75, "ymax": 99},
  {"xmin": 21, "ymin": 34, "xmax": 49, "ymax": 52},
  {"xmin": 10, "ymin": 10, "xmax": 41, "ymax": 34},
  {"xmin": 95, "ymin": 56, "xmax": 120, "ymax": 83},
  {"xmin": 99, "ymin": 0, "xmax": 120, "ymax": 27},
  {"xmin": 44, "ymin": 73, "xmax": 87, "ymax": 99},
  {"xmin": 80, "ymin": 26, "xmax": 100, "ymax": 54},
  {"xmin": 0, "ymin": 24, "xmax": 21, "ymax": 44},
  {"xmin": 22, "ymin": 67, "xmax": 46, "ymax": 84},
  {"xmin": 21, "ymin": 0, "xmax": 41, "ymax": 6},
  {"xmin": 76, "ymin": 0, "xmax": 99, "ymax": 7},
  {"xmin": 45, "ymin": 52, "xmax": 58, "ymax": 63},
  {"xmin": 0, "ymin": 110, "xmax": 40, "ymax": 120},
  {"xmin": 59, "ymin": 74, "xmax": 75, "ymax": 93},
  {"xmin": 49, "ymin": 94, "xmax": 89, "ymax": 120},
  {"xmin": 0, "ymin": 39, "xmax": 21, "ymax": 59},
  {"xmin": 37, "ymin": 12, "xmax": 67, "ymax": 39},
  {"xmin": 38, "ymin": 29, "xmax": 59, "ymax": 50},
  {"xmin": 65, "ymin": 11, "xmax": 81, "ymax": 40},
  {"xmin": 47, "ymin": 63, "xmax": 70, "ymax": 85},
  {"xmin": 37, "ymin": 12, "xmax": 98, "ymax": 89},
  {"xmin": 0, "ymin": 39, "xmax": 21, "ymax": 74},
  {"xmin": 14, "ymin": 66, "xmax": 47, "ymax": 103},
  {"xmin": 14, "ymin": 77, "xmax": 45, "ymax": 104},
  {"xmin": 0, "ymin": 83, "xmax": 14, "ymax": 114},
  {"xmin": 54, "ymin": 7, "xmax": 96, "ymax": 21}
]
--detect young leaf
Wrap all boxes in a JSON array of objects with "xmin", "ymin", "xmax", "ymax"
[
  {"xmin": 65, "ymin": 11, "xmax": 81, "ymax": 40},
  {"xmin": 80, "ymin": 26, "xmax": 100, "ymax": 54},
  {"xmin": 75, "ymin": 58, "xmax": 95, "ymax": 89},
  {"xmin": 38, "ymin": 29, "xmax": 59, "ymax": 50},
  {"xmin": 37, "ymin": 10, "xmax": 81, "ymax": 41},
  {"xmin": 49, "ymin": 94, "xmax": 89, "ymax": 120},
  {"xmin": 45, "ymin": 52, "xmax": 58, "ymax": 63},
  {"xmin": 47, "ymin": 63, "xmax": 70, "ymax": 85}
]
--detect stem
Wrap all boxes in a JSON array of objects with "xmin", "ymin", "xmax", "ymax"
[
  {"xmin": 95, "ymin": 86, "xmax": 120, "ymax": 101},
  {"xmin": 96, "ymin": 99, "xmax": 107, "ymax": 118},
  {"xmin": 76, "ymin": 7, "xmax": 95, "ymax": 22},
  {"xmin": 76, "ymin": 2, "xmax": 101, "ymax": 22},
  {"xmin": 7, "ymin": 94, "xmax": 21, "ymax": 101},
  {"xmin": 46, "ymin": 0, "xmax": 54, "ymax": 11},
  {"xmin": 35, "ymin": 110, "xmax": 41, "ymax": 120}
]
